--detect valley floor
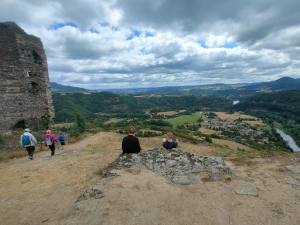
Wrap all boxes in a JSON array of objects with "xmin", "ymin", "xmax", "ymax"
[{"xmin": 0, "ymin": 132, "xmax": 300, "ymax": 225}]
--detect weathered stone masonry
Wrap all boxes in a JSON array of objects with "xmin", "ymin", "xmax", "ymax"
[{"xmin": 0, "ymin": 22, "xmax": 54, "ymax": 131}]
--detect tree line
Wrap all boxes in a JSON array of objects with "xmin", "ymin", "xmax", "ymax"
[{"xmin": 52, "ymin": 92, "xmax": 231, "ymax": 123}]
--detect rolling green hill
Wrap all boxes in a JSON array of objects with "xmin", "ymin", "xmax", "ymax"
[
  {"xmin": 52, "ymin": 92, "xmax": 231, "ymax": 123},
  {"xmin": 231, "ymin": 89, "xmax": 300, "ymax": 146},
  {"xmin": 232, "ymin": 89, "xmax": 300, "ymax": 123},
  {"xmin": 50, "ymin": 82, "xmax": 90, "ymax": 94}
]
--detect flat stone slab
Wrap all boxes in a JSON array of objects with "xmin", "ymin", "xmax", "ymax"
[
  {"xmin": 286, "ymin": 165, "xmax": 300, "ymax": 174},
  {"xmin": 285, "ymin": 179, "xmax": 300, "ymax": 186},
  {"xmin": 234, "ymin": 182, "xmax": 258, "ymax": 197},
  {"xmin": 220, "ymin": 185, "xmax": 233, "ymax": 194}
]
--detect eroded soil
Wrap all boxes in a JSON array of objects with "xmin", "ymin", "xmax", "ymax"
[{"xmin": 0, "ymin": 132, "xmax": 300, "ymax": 225}]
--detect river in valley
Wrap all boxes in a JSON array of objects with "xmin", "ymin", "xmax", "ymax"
[{"xmin": 275, "ymin": 128, "xmax": 300, "ymax": 152}]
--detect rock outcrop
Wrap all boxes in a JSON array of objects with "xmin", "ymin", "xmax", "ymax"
[{"xmin": 102, "ymin": 148, "xmax": 234, "ymax": 185}]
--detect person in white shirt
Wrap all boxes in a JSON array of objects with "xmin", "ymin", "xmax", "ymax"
[{"xmin": 20, "ymin": 128, "xmax": 37, "ymax": 160}]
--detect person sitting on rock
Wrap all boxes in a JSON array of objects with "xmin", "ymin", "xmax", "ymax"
[
  {"xmin": 121, "ymin": 126, "xmax": 142, "ymax": 154},
  {"xmin": 162, "ymin": 132, "xmax": 179, "ymax": 150}
]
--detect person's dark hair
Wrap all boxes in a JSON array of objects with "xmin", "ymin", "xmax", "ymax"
[{"xmin": 129, "ymin": 126, "xmax": 136, "ymax": 134}]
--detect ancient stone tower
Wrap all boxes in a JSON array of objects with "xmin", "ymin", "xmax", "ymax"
[{"xmin": 0, "ymin": 22, "xmax": 54, "ymax": 131}]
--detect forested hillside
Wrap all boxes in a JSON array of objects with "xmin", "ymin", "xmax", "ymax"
[
  {"xmin": 52, "ymin": 92, "xmax": 231, "ymax": 122},
  {"xmin": 232, "ymin": 89, "xmax": 300, "ymax": 123},
  {"xmin": 231, "ymin": 89, "xmax": 300, "ymax": 146}
]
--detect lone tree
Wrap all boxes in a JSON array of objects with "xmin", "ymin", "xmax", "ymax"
[{"xmin": 76, "ymin": 113, "xmax": 86, "ymax": 133}]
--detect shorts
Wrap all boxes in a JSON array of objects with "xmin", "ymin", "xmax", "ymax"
[{"xmin": 60, "ymin": 142, "xmax": 65, "ymax": 145}]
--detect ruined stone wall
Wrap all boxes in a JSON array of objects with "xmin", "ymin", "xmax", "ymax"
[{"xmin": 0, "ymin": 22, "xmax": 54, "ymax": 131}]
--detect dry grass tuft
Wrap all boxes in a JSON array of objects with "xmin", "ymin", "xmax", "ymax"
[
  {"xmin": 276, "ymin": 167, "xmax": 286, "ymax": 173},
  {"xmin": 222, "ymin": 174, "xmax": 232, "ymax": 182},
  {"xmin": 124, "ymin": 167, "xmax": 141, "ymax": 175},
  {"xmin": 199, "ymin": 172, "xmax": 212, "ymax": 182},
  {"xmin": 94, "ymin": 167, "xmax": 104, "ymax": 176}
]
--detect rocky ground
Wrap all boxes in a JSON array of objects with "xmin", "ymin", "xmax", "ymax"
[{"xmin": 0, "ymin": 132, "xmax": 300, "ymax": 225}]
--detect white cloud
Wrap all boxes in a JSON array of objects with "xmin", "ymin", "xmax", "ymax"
[{"xmin": 0, "ymin": 0, "xmax": 300, "ymax": 89}]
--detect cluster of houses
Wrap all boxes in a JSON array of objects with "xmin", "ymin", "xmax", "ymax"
[{"xmin": 204, "ymin": 116, "xmax": 270, "ymax": 144}]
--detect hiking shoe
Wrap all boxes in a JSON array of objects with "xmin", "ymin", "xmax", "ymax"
[{"xmin": 29, "ymin": 157, "xmax": 33, "ymax": 160}]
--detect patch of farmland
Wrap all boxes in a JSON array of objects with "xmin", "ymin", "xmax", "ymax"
[
  {"xmin": 104, "ymin": 118, "xmax": 124, "ymax": 124},
  {"xmin": 55, "ymin": 122, "xmax": 74, "ymax": 128},
  {"xmin": 243, "ymin": 120, "xmax": 266, "ymax": 126},
  {"xmin": 212, "ymin": 138, "xmax": 255, "ymax": 151},
  {"xmin": 215, "ymin": 111, "xmax": 258, "ymax": 120},
  {"xmin": 198, "ymin": 127, "xmax": 216, "ymax": 134},
  {"xmin": 157, "ymin": 110, "xmax": 186, "ymax": 116},
  {"xmin": 166, "ymin": 113, "xmax": 202, "ymax": 126}
]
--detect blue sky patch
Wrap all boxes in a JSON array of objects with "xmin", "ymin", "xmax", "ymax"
[
  {"xmin": 111, "ymin": 26, "xmax": 118, "ymax": 31},
  {"xmin": 99, "ymin": 22, "xmax": 118, "ymax": 31},
  {"xmin": 99, "ymin": 22, "xmax": 110, "ymax": 27},
  {"xmin": 222, "ymin": 42, "xmax": 239, "ymax": 48},
  {"xmin": 139, "ymin": 48, "xmax": 150, "ymax": 55},
  {"xmin": 48, "ymin": 22, "xmax": 77, "ymax": 30},
  {"xmin": 145, "ymin": 31, "xmax": 154, "ymax": 37},
  {"xmin": 127, "ymin": 30, "xmax": 142, "ymax": 40},
  {"xmin": 89, "ymin": 28, "xmax": 99, "ymax": 34},
  {"xmin": 198, "ymin": 41, "xmax": 208, "ymax": 48}
]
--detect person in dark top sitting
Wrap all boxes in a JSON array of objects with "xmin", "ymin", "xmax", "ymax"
[
  {"xmin": 162, "ymin": 132, "xmax": 179, "ymax": 150},
  {"xmin": 121, "ymin": 126, "xmax": 142, "ymax": 154}
]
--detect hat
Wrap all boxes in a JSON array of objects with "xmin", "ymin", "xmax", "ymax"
[
  {"xmin": 25, "ymin": 128, "xmax": 30, "ymax": 132},
  {"xmin": 46, "ymin": 130, "xmax": 51, "ymax": 134}
]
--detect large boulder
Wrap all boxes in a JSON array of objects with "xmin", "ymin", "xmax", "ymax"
[{"xmin": 103, "ymin": 148, "xmax": 234, "ymax": 185}]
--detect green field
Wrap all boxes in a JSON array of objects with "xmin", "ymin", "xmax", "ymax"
[
  {"xmin": 165, "ymin": 113, "xmax": 203, "ymax": 126},
  {"xmin": 104, "ymin": 118, "xmax": 124, "ymax": 124}
]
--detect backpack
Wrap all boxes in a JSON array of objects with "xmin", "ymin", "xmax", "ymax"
[
  {"xmin": 22, "ymin": 135, "xmax": 31, "ymax": 146},
  {"xmin": 45, "ymin": 137, "xmax": 53, "ymax": 146}
]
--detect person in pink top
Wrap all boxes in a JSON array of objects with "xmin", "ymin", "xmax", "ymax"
[{"xmin": 44, "ymin": 130, "xmax": 58, "ymax": 157}]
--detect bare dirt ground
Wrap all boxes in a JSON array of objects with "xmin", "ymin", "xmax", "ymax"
[
  {"xmin": 1, "ymin": 132, "xmax": 300, "ymax": 225},
  {"xmin": 199, "ymin": 127, "xmax": 217, "ymax": 134},
  {"xmin": 157, "ymin": 110, "xmax": 185, "ymax": 116}
]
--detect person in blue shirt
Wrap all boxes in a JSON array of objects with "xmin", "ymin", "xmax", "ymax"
[
  {"xmin": 58, "ymin": 133, "xmax": 65, "ymax": 150},
  {"xmin": 162, "ymin": 132, "xmax": 179, "ymax": 150}
]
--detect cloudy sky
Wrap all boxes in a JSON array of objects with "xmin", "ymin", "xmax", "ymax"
[{"xmin": 1, "ymin": 0, "xmax": 300, "ymax": 89}]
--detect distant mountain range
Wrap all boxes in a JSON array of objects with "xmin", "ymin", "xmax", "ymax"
[
  {"xmin": 51, "ymin": 77, "xmax": 300, "ymax": 99},
  {"xmin": 50, "ymin": 82, "xmax": 89, "ymax": 94}
]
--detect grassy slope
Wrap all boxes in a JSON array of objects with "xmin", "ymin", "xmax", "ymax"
[{"xmin": 165, "ymin": 113, "xmax": 202, "ymax": 126}]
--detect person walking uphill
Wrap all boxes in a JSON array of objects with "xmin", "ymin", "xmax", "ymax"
[
  {"xmin": 44, "ymin": 130, "xmax": 58, "ymax": 157},
  {"xmin": 121, "ymin": 126, "xmax": 142, "ymax": 155},
  {"xmin": 20, "ymin": 128, "xmax": 37, "ymax": 160},
  {"xmin": 58, "ymin": 133, "xmax": 65, "ymax": 150}
]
